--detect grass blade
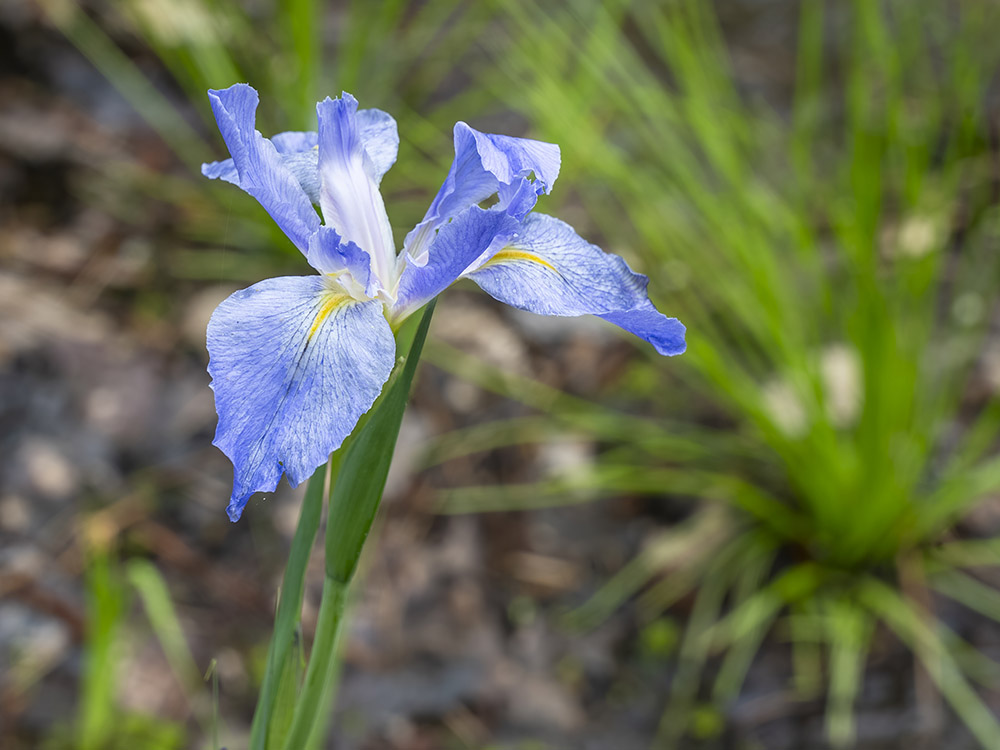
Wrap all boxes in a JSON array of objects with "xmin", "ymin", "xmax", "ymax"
[
  {"xmin": 860, "ymin": 578, "xmax": 1000, "ymax": 750},
  {"xmin": 78, "ymin": 542, "xmax": 128, "ymax": 750},
  {"xmin": 248, "ymin": 461, "xmax": 328, "ymax": 750},
  {"xmin": 127, "ymin": 559, "xmax": 216, "ymax": 735},
  {"xmin": 824, "ymin": 598, "xmax": 874, "ymax": 748}
]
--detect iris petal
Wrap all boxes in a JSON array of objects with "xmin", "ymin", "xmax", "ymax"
[
  {"xmin": 201, "ymin": 85, "xmax": 321, "ymax": 254},
  {"xmin": 598, "ymin": 304, "xmax": 687, "ymax": 356},
  {"xmin": 204, "ymin": 132, "xmax": 322, "ymax": 201},
  {"xmin": 317, "ymin": 94, "xmax": 396, "ymax": 289},
  {"xmin": 203, "ymin": 106, "xmax": 398, "ymax": 206},
  {"xmin": 207, "ymin": 275, "xmax": 395, "ymax": 521},
  {"xmin": 354, "ymin": 108, "xmax": 399, "ymax": 183},
  {"xmin": 393, "ymin": 205, "xmax": 520, "ymax": 320},
  {"xmin": 306, "ymin": 226, "xmax": 377, "ymax": 298},
  {"xmin": 403, "ymin": 123, "xmax": 560, "ymax": 265},
  {"xmin": 465, "ymin": 213, "xmax": 686, "ymax": 355},
  {"xmin": 271, "ymin": 130, "xmax": 319, "ymax": 153},
  {"xmin": 201, "ymin": 158, "xmax": 240, "ymax": 185}
]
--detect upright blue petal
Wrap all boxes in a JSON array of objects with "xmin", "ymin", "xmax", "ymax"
[
  {"xmin": 439, "ymin": 122, "xmax": 561, "ymax": 214},
  {"xmin": 271, "ymin": 131, "xmax": 319, "ymax": 153},
  {"xmin": 201, "ymin": 158, "xmax": 240, "ymax": 185},
  {"xmin": 204, "ymin": 130, "xmax": 322, "ymax": 200},
  {"xmin": 497, "ymin": 176, "xmax": 546, "ymax": 221},
  {"xmin": 403, "ymin": 123, "xmax": 560, "ymax": 265},
  {"xmin": 203, "ymin": 105, "xmax": 398, "ymax": 207},
  {"xmin": 317, "ymin": 94, "xmax": 397, "ymax": 289},
  {"xmin": 354, "ymin": 108, "xmax": 399, "ymax": 183},
  {"xmin": 202, "ymin": 85, "xmax": 321, "ymax": 254},
  {"xmin": 464, "ymin": 213, "xmax": 686, "ymax": 356},
  {"xmin": 392, "ymin": 206, "xmax": 520, "ymax": 321},
  {"xmin": 272, "ymin": 113, "xmax": 398, "ymax": 170},
  {"xmin": 207, "ymin": 275, "xmax": 396, "ymax": 521}
]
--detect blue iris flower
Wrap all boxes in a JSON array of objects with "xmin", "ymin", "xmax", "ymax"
[{"xmin": 202, "ymin": 84, "xmax": 685, "ymax": 521}]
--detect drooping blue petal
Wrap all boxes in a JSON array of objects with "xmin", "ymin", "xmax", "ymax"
[
  {"xmin": 202, "ymin": 85, "xmax": 321, "ymax": 254},
  {"xmin": 597, "ymin": 303, "xmax": 687, "ymax": 357},
  {"xmin": 317, "ymin": 94, "xmax": 396, "ymax": 289},
  {"xmin": 207, "ymin": 275, "xmax": 395, "ymax": 521},
  {"xmin": 306, "ymin": 226, "xmax": 377, "ymax": 298},
  {"xmin": 403, "ymin": 123, "xmax": 561, "ymax": 265},
  {"xmin": 392, "ymin": 205, "xmax": 520, "ymax": 320},
  {"xmin": 464, "ymin": 213, "xmax": 686, "ymax": 355}
]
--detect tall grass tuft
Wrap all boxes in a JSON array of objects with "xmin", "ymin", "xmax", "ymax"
[{"xmin": 424, "ymin": 0, "xmax": 1000, "ymax": 745}]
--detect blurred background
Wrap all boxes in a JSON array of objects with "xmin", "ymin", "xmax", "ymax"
[{"xmin": 3, "ymin": 0, "xmax": 1000, "ymax": 748}]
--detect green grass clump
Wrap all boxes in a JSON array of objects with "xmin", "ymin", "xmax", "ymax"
[{"xmin": 425, "ymin": 0, "xmax": 1000, "ymax": 745}]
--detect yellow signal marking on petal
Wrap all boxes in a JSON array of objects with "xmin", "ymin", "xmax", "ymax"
[
  {"xmin": 308, "ymin": 292, "xmax": 351, "ymax": 341},
  {"xmin": 482, "ymin": 248, "xmax": 559, "ymax": 273}
]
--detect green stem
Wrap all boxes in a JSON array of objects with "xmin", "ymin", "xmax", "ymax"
[
  {"xmin": 279, "ymin": 301, "xmax": 436, "ymax": 749},
  {"xmin": 248, "ymin": 461, "xmax": 328, "ymax": 750},
  {"xmin": 279, "ymin": 576, "xmax": 349, "ymax": 750}
]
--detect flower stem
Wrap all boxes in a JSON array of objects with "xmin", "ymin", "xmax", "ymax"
[
  {"xmin": 277, "ymin": 301, "xmax": 436, "ymax": 748},
  {"xmin": 278, "ymin": 574, "xmax": 348, "ymax": 750},
  {"xmin": 248, "ymin": 461, "xmax": 327, "ymax": 750}
]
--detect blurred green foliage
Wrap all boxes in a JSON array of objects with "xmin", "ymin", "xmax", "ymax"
[
  {"xmin": 432, "ymin": 0, "xmax": 1000, "ymax": 746},
  {"xmin": 42, "ymin": 529, "xmax": 192, "ymax": 750},
  {"xmin": 40, "ymin": 0, "xmax": 504, "ymax": 280},
  {"xmin": 41, "ymin": 0, "xmax": 1000, "ymax": 747}
]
